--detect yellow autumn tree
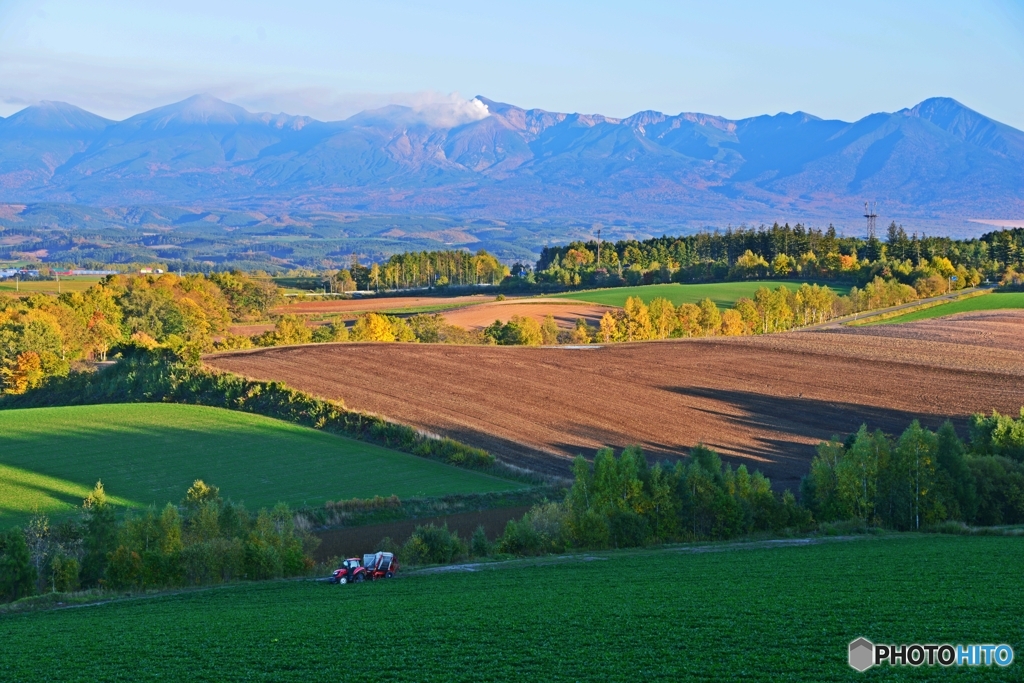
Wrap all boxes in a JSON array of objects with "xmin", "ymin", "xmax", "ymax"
[
  {"xmin": 271, "ymin": 315, "xmax": 313, "ymax": 345},
  {"xmin": 351, "ymin": 312, "xmax": 397, "ymax": 342},
  {"xmin": 0, "ymin": 351, "xmax": 44, "ymax": 394},
  {"xmin": 599, "ymin": 311, "xmax": 619, "ymax": 343},
  {"xmin": 540, "ymin": 315, "xmax": 559, "ymax": 345},
  {"xmin": 623, "ymin": 296, "xmax": 653, "ymax": 341},
  {"xmin": 647, "ymin": 297, "xmax": 676, "ymax": 339},
  {"xmin": 697, "ymin": 298, "xmax": 722, "ymax": 336},
  {"xmin": 676, "ymin": 303, "xmax": 702, "ymax": 337},
  {"xmin": 719, "ymin": 309, "xmax": 747, "ymax": 336}
]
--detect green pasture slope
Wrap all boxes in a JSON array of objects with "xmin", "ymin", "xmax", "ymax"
[
  {"xmin": 1, "ymin": 535, "xmax": 1020, "ymax": 681},
  {"xmin": 553, "ymin": 280, "xmax": 851, "ymax": 309},
  {"xmin": 0, "ymin": 404, "xmax": 519, "ymax": 528},
  {"xmin": 876, "ymin": 291, "xmax": 1024, "ymax": 325}
]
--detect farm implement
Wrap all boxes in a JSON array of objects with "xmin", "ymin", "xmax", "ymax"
[{"xmin": 329, "ymin": 552, "xmax": 399, "ymax": 585}]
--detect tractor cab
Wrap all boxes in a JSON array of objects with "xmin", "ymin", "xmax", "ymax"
[{"xmin": 330, "ymin": 558, "xmax": 366, "ymax": 585}]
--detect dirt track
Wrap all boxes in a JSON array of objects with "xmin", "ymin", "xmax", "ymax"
[{"xmin": 206, "ymin": 310, "xmax": 1024, "ymax": 491}]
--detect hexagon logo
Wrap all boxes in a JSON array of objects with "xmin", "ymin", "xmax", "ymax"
[{"xmin": 849, "ymin": 638, "xmax": 875, "ymax": 672}]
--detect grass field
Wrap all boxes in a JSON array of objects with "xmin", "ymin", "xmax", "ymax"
[
  {"xmin": 876, "ymin": 291, "xmax": 1024, "ymax": 324},
  {"xmin": 552, "ymin": 280, "xmax": 851, "ymax": 309},
  {"xmin": 0, "ymin": 276, "xmax": 105, "ymax": 294},
  {"xmin": 0, "ymin": 404, "xmax": 520, "ymax": 528},
  {"xmin": 0, "ymin": 535, "xmax": 1019, "ymax": 681}
]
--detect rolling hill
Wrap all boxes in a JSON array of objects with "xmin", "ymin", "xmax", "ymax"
[{"xmin": 0, "ymin": 403, "xmax": 520, "ymax": 528}]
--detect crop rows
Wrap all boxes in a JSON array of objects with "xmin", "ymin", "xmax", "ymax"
[{"xmin": 1, "ymin": 535, "xmax": 1021, "ymax": 681}]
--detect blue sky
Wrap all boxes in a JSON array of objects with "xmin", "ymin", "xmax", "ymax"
[{"xmin": 1, "ymin": 0, "xmax": 1022, "ymax": 128}]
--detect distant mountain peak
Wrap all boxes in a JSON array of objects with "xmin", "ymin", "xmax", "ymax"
[
  {"xmin": 899, "ymin": 97, "xmax": 1022, "ymax": 152},
  {"xmin": 130, "ymin": 94, "xmax": 257, "ymax": 127},
  {"xmin": 1, "ymin": 100, "xmax": 112, "ymax": 132},
  {"xmin": 905, "ymin": 96, "xmax": 968, "ymax": 114}
]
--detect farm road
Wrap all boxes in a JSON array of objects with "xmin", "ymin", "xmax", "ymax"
[{"xmin": 799, "ymin": 285, "xmax": 992, "ymax": 330}]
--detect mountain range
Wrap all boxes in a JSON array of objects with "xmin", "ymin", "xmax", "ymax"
[{"xmin": 1, "ymin": 94, "xmax": 1023, "ymax": 234}]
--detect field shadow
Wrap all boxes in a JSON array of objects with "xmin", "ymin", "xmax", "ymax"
[
  {"xmin": 663, "ymin": 385, "xmax": 966, "ymax": 436},
  {"xmin": 659, "ymin": 385, "xmax": 970, "ymax": 484},
  {"xmin": 434, "ymin": 425, "xmax": 577, "ymax": 478}
]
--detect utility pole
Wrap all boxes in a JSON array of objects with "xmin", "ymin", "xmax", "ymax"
[
  {"xmin": 56, "ymin": 270, "xmax": 60, "ymax": 294},
  {"xmin": 863, "ymin": 202, "xmax": 877, "ymax": 240},
  {"xmin": 596, "ymin": 228, "xmax": 601, "ymax": 268}
]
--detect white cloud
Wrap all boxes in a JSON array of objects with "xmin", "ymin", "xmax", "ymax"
[{"xmin": 391, "ymin": 92, "xmax": 490, "ymax": 127}]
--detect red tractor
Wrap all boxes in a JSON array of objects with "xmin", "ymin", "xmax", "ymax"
[
  {"xmin": 329, "ymin": 558, "xmax": 367, "ymax": 585},
  {"xmin": 362, "ymin": 551, "xmax": 399, "ymax": 580}
]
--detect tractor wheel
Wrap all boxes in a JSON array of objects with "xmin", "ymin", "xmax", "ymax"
[
  {"xmin": 355, "ymin": 574, "xmax": 365, "ymax": 583},
  {"xmin": 339, "ymin": 576, "xmax": 348, "ymax": 585},
  {"xmin": 385, "ymin": 572, "xmax": 394, "ymax": 579}
]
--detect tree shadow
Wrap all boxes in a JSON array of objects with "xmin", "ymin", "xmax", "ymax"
[{"xmin": 656, "ymin": 385, "xmax": 970, "ymax": 487}]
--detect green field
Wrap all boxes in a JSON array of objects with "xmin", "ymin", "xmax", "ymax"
[
  {"xmin": 0, "ymin": 276, "xmax": 105, "ymax": 294},
  {"xmin": 553, "ymin": 280, "xmax": 851, "ymax": 309},
  {"xmin": 0, "ymin": 535, "xmax": 1019, "ymax": 681},
  {"xmin": 876, "ymin": 291, "xmax": 1024, "ymax": 325},
  {"xmin": 0, "ymin": 404, "xmax": 519, "ymax": 527}
]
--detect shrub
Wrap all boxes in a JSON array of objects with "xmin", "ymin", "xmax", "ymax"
[
  {"xmin": 105, "ymin": 545, "xmax": 143, "ymax": 590},
  {"xmin": 402, "ymin": 524, "xmax": 466, "ymax": 565},
  {"xmin": 326, "ymin": 495, "xmax": 401, "ymax": 512},
  {"xmin": 376, "ymin": 536, "xmax": 403, "ymax": 559},
  {"xmin": 496, "ymin": 518, "xmax": 544, "ymax": 556},
  {"xmin": 49, "ymin": 555, "xmax": 80, "ymax": 593},
  {"xmin": 569, "ymin": 509, "xmax": 610, "ymax": 550},
  {"xmin": 470, "ymin": 526, "xmax": 491, "ymax": 558},
  {"xmin": 0, "ymin": 528, "xmax": 36, "ymax": 602},
  {"xmin": 608, "ymin": 509, "xmax": 650, "ymax": 548},
  {"xmin": 524, "ymin": 502, "xmax": 569, "ymax": 553}
]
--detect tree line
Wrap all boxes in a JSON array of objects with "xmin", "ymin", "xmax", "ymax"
[
  {"xmin": 0, "ymin": 480, "xmax": 315, "ymax": 604},
  {"xmin": 326, "ymin": 249, "xmax": 509, "ymax": 292},
  {"xmin": 804, "ymin": 410, "xmax": 1024, "ymax": 529},
  {"xmin": 337, "ymin": 443, "xmax": 812, "ymax": 571},
  {"xmin": 528, "ymin": 225, "xmax": 1023, "ymax": 291},
  {"xmin": 213, "ymin": 278, "xmax": 945, "ymax": 353}
]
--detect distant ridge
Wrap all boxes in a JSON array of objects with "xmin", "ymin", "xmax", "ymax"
[{"xmin": 0, "ymin": 95, "xmax": 1021, "ymax": 230}]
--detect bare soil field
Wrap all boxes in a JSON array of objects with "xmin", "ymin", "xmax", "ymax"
[
  {"xmin": 273, "ymin": 294, "xmax": 495, "ymax": 315},
  {"xmin": 842, "ymin": 310, "xmax": 1024, "ymax": 350},
  {"xmin": 440, "ymin": 300, "xmax": 615, "ymax": 330},
  {"xmin": 207, "ymin": 311, "xmax": 1024, "ymax": 491}
]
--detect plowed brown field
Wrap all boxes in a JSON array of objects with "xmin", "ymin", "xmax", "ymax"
[
  {"xmin": 206, "ymin": 310, "xmax": 1024, "ymax": 491},
  {"xmin": 440, "ymin": 300, "xmax": 614, "ymax": 330},
  {"xmin": 273, "ymin": 294, "xmax": 495, "ymax": 315}
]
